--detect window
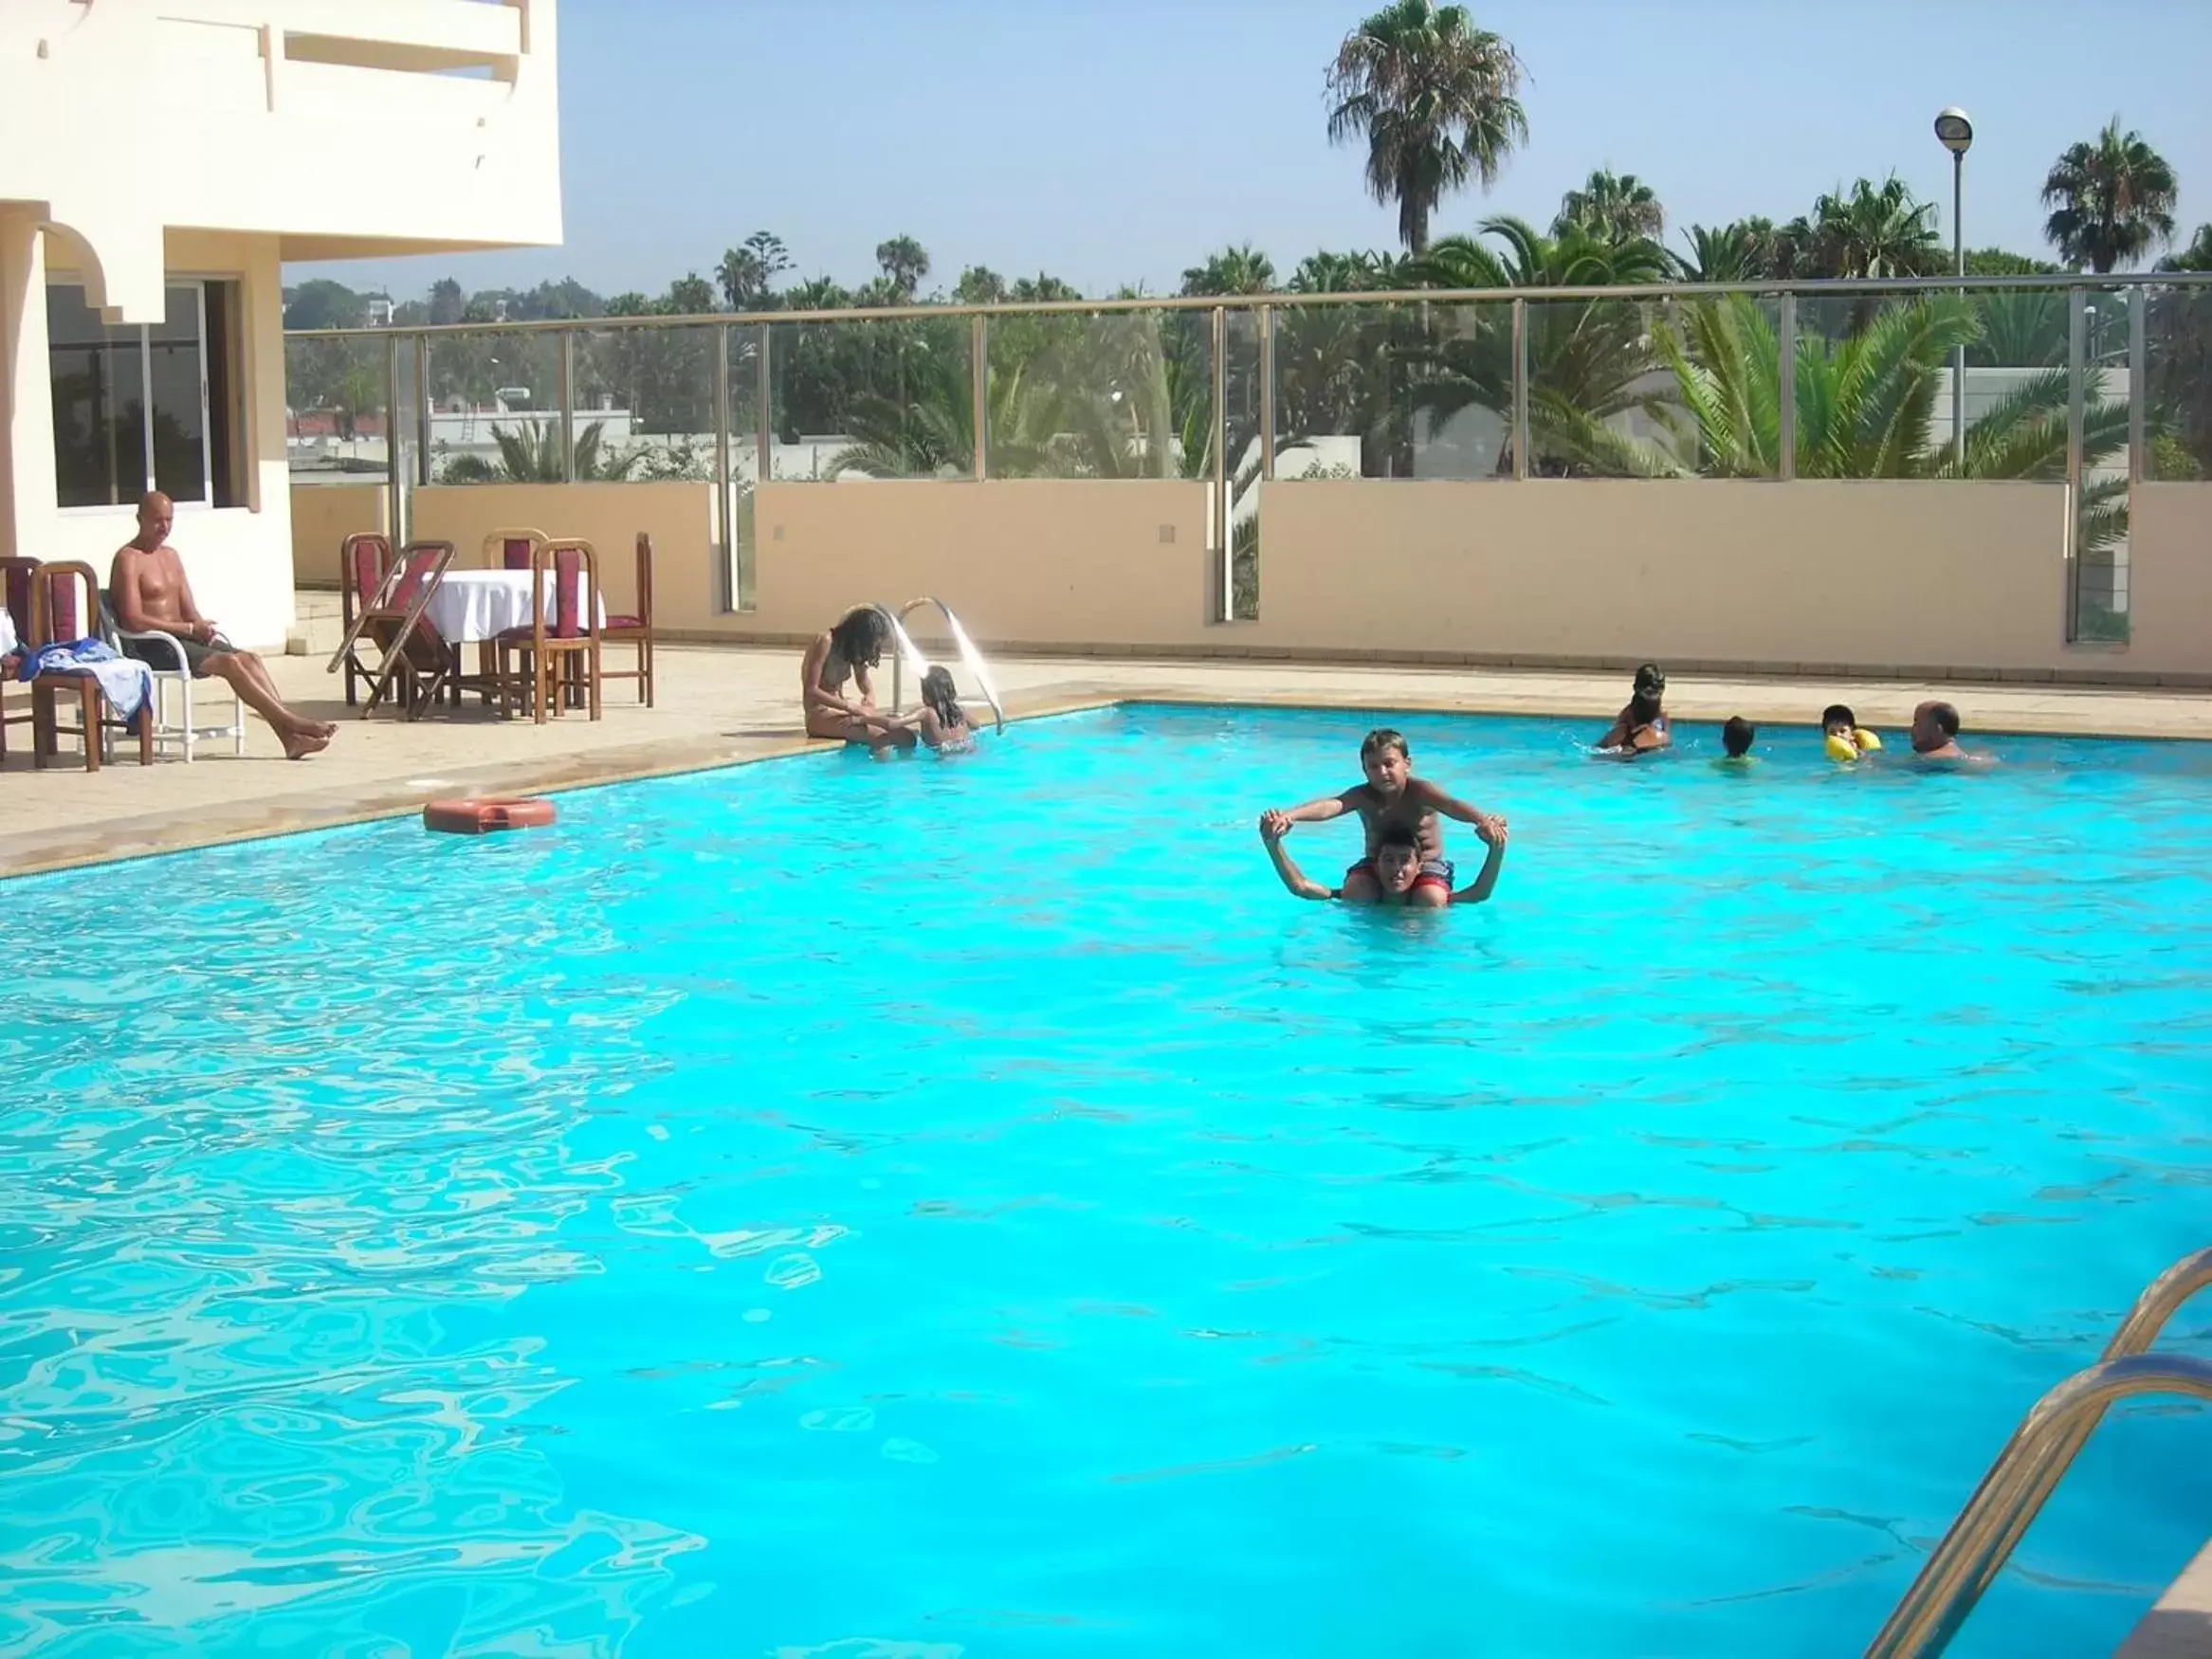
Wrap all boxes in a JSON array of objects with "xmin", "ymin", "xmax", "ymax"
[{"xmin": 47, "ymin": 278, "xmax": 243, "ymax": 510}]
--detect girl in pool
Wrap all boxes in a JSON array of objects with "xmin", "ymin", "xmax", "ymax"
[
  {"xmin": 801, "ymin": 606, "xmax": 917, "ymax": 755},
  {"xmin": 916, "ymin": 665, "xmax": 978, "ymax": 754},
  {"xmin": 1595, "ymin": 662, "xmax": 1673, "ymax": 757}
]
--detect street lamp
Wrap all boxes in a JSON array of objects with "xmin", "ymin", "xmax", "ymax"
[{"xmin": 1936, "ymin": 107, "xmax": 1973, "ymax": 468}]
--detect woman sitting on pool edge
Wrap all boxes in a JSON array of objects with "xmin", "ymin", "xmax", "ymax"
[
  {"xmin": 1259, "ymin": 818, "xmax": 1507, "ymax": 907},
  {"xmin": 800, "ymin": 606, "xmax": 917, "ymax": 755},
  {"xmin": 1596, "ymin": 663, "xmax": 1673, "ymax": 757}
]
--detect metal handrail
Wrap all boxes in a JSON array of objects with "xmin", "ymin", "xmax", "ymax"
[
  {"xmin": 1867, "ymin": 1249, "xmax": 2212, "ymax": 1658},
  {"xmin": 282, "ymin": 268, "xmax": 2212, "ymax": 339},
  {"xmin": 885, "ymin": 597, "xmax": 1006, "ymax": 737}
]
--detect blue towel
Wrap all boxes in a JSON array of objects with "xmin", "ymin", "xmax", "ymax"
[{"xmin": 16, "ymin": 638, "xmax": 154, "ymax": 721}]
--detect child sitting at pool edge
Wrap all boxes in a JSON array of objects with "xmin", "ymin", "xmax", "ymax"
[
  {"xmin": 1260, "ymin": 727, "xmax": 1506, "ymax": 904},
  {"xmin": 1261, "ymin": 817, "xmax": 1507, "ymax": 907}
]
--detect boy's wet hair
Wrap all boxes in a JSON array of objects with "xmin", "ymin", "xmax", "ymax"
[
  {"xmin": 1821, "ymin": 703, "xmax": 1856, "ymax": 730},
  {"xmin": 1723, "ymin": 716, "xmax": 1755, "ymax": 757},
  {"xmin": 1376, "ymin": 822, "xmax": 1420, "ymax": 853},
  {"xmin": 1360, "ymin": 728, "xmax": 1409, "ymax": 763}
]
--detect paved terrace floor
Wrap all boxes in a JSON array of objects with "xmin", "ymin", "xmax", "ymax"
[{"xmin": 3, "ymin": 643, "xmax": 2209, "ymax": 878}]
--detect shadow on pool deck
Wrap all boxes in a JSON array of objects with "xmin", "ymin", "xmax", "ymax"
[{"xmin": 4, "ymin": 640, "xmax": 2208, "ymax": 879}]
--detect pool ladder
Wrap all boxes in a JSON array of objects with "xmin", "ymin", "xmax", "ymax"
[
  {"xmin": 870, "ymin": 597, "xmax": 1007, "ymax": 737},
  {"xmin": 1867, "ymin": 1246, "xmax": 2212, "ymax": 1657}
]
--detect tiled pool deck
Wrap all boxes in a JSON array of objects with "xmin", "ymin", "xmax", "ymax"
[{"xmin": 4, "ymin": 642, "xmax": 2209, "ymax": 878}]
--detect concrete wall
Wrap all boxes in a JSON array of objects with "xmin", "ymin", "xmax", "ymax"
[
  {"xmin": 1251, "ymin": 480, "xmax": 2076, "ymax": 675},
  {"xmin": 290, "ymin": 483, "xmax": 389, "ymax": 588},
  {"xmin": 377, "ymin": 475, "xmax": 2212, "ymax": 683},
  {"xmin": 409, "ymin": 481, "xmax": 714, "ymax": 622},
  {"xmin": 8, "ymin": 227, "xmax": 298, "ymax": 647},
  {"xmin": 2129, "ymin": 484, "xmax": 2212, "ymax": 680},
  {"xmin": 0, "ymin": 0, "xmax": 560, "ymax": 324}
]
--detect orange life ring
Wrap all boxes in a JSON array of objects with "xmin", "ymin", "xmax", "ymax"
[{"xmin": 423, "ymin": 796, "xmax": 558, "ymax": 835}]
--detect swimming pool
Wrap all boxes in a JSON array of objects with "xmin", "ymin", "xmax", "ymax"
[{"xmin": 7, "ymin": 702, "xmax": 2212, "ymax": 1656}]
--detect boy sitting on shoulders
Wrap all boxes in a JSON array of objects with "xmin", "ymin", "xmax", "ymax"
[
  {"xmin": 1261, "ymin": 819, "xmax": 1507, "ymax": 907},
  {"xmin": 1259, "ymin": 727, "xmax": 1506, "ymax": 904}
]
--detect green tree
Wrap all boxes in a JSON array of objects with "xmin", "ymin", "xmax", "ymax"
[
  {"xmin": 1180, "ymin": 244, "xmax": 1277, "ymax": 297},
  {"xmin": 2041, "ymin": 118, "xmax": 2178, "ymax": 272},
  {"xmin": 2155, "ymin": 225, "xmax": 2212, "ymax": 272},
  {"xmin": 665, "ymin": 273, "xmax": 718, "ymax": 316},
  {"xmin": 1965, "ymin": 247, "xmax": 2061, "ymax": 277},
  {"xmin": 874, "ymin": 235, "xmax": 931, "ymax": 302},
  {"xmin": 954, "ymin": 265, "xmax": 1009, "ymax": 304},
  {"xmin": 1325, "ymin": 1, "xmax": 1526, "ymax": 253},
  {"xmin": 1556, "ymin": 170, "xmax": 1664, "ymax": 243},
  {"xmin": 283, "ymin": 279, "xmax": 369, "ymax": 331},
  {"xmin": 428, "ymin": 278, "xmax": 466, "ymax": 326},
  {"xmin": 720, "ymin": 230, "xmax": 793, "ymax": 310},
  {"xmin": 1787, "ymin": 176, "xmax": 1941, "ymax": 280},
  {"xmin": 438, "ymin": 419, "xmax": 641, "ymax": 483}
]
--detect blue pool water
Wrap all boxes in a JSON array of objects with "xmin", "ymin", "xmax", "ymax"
[{"xmin": 7, "ymin": 703, "xmax": 2212, "ymax": 1657}]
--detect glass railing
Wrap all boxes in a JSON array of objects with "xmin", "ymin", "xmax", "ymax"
[{"xmin": 287, "ymin": 272, "xmax": 2212, "ymax": 636}]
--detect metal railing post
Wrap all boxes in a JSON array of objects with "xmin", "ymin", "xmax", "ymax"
[
  {"xmin": 1211, "ymin": 305, "xmax": 1228, "ymax": 621},
  {"xmin": 755, "ymin": 323, "xmax": 773, "ymax": 482},
  {"xmin": 1509, "ymin": 298, "xmax": 1528, "ymax": 480},
  {"xmin": 556, "ymin": 327, "xmax": 575, "ymax": 483},
  {"xmin": 1258, "ymin": 303, "xmax": 1275, "ymax": 482},
  {"xmin": 713, "ymin": 323, "xmax": 733, "ymax": 611},
  {"xmin": 383, "ymin": 328, "xmax": 406, "ymax": 543},
  {"xmin": 2128, "ymin": 285, "xmax": 2148, "ymax": 485},
  {"xmin": 2065, "ymin": 286, "xmax": 2087, "ymax": 642},
  {"xmin": 412, "ymin": 334, "xmax": 430, "ymax": 490},
  {"xmin": 972, "ymin": 312, "xmax": 988, "ymax": 482},
  {"xmin": 1777, "ymin": 292, "xmax": 1798, "ymax": 481}
]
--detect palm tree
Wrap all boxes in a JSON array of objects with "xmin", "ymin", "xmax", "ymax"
[
  {"xmin": 1407, "ymin": 216, "xmax": 1677, "ymax": 476},
  {"xmin": 1675, "ymin": 219, "xmax": 1791, "ymax": 283},
  {"xmin": 1556, "ymin": 170, "xmax": 1665, "ymax": 243},
  {"xmin": 1325, "ymin": 1, "xmax": 1526, "ymax": 253},
  {"xmin": 1789, "ymin": 176, "xmax": 1941, "ymax": 281},
  {"xmin": 1180, "ymin": 244, "xmax": 1278, "ymax": 297},
  {"xmin": 874, "ymin": 236, "xmax": 931, "ymax": 302},
  {"xmin": 2155, "ymin": 224, "xmax": 2212, "ymax": 273},
  {"xmin": 440, "ymin": 419, "xmax": 639, "ymax": 483},
  {"xmin": 1654, "ymin": 294, "xmax": 2131, "ymax": 547},
  {"xmin": 2042, "ymin": 118, "xmax": 2178, "ymax": 272}
]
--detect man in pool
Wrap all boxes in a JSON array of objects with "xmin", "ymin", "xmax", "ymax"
[
  {"xmin": 1260, "ymin": 818, "xmax": 1507, "ymax": 907},
  {"xmin": 1259, "ymin": 727, "xmax": 1506, "ymax": 904},
  {"xmin": 1910, "ymin": 700, "xmax": 1990, "ymax": 764}
]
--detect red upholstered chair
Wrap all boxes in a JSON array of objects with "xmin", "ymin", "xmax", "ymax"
[
  {"xmin": 27, "ymin": 560, "xmax": 152, "ymax": 771},
  {"xmin": 342, "ymin": 540, "xmax": 460, "ymax": 719},
  {"xmin": 598, "ymin": 531, "xmax": 654, "ymax": 706},
  {"xmin": 493, "ymin": 538, "xmax": 601, "ymax": 724},
  {"xmin": 338, "ymin": 533, "xmax": 397, "ymax": 706},
  {"xmin": 1, "ymin": 556, "xmax": 40, "ymax": 762},
  {"xmin": 484, "ymin": 527, "xmax": 548, "ymax": 571}
]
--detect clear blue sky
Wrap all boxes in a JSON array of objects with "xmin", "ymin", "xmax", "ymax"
[{"xmin": 300, "ymin": 0, "xmax": 2212, "ymax": 301}]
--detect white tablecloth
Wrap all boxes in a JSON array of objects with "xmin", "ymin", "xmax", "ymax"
[
  {"xmin": 423, "ymin": 571, "xmax": 605, "ymax": 645},
  {"xmin": 0, "ymin": 607, "xmax": 15, "ymax": 658}
]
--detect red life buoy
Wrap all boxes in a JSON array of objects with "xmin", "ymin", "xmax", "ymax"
[{"xmin": 423, "ymin": 797, "xmax": 558, "ymax": 835}]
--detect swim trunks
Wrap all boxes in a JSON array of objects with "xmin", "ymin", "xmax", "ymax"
[{"xmin": 119, "ymin": 630, "xmax": 233, "ymax": 678}]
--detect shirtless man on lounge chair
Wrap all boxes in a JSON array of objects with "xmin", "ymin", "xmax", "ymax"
[{"xmin": 109, "ymin": 491, "xmax": 336, "ymax": 759}]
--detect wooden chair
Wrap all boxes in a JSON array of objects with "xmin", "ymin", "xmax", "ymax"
[
  {"xmin": 338, "ymin": 532, "xmax": 396, "ymax": 706},
  {"xmin": 27, "ymin": 561, "xmax": 152, "ymax": 771},
  {"xmin": 493, "ymin": 538, "xmax": 601, "ymax": 724},
  {"xmin": 599, "ymin": 531, "xmax": 655, "ymax": 707},
  {"xmin": 484, "ymin": 527, "xmax": 549, "ymax": 570},
  {"xmin": 337, "ymin": 540, "xmax": 460, "ymax": 720},
  {"xmin": 0, "ymin": 556, "xmax": 39, "ymax": 764}
]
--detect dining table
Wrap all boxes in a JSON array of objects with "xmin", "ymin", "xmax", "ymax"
[{"xmin": 423, "ymin": 568, "xmax": 605, "ymax": 645}]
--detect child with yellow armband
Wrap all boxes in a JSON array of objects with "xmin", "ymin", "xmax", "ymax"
[{"xmin": 1821, "ymin": 703, "xmax": 1884, "ymax": 762}]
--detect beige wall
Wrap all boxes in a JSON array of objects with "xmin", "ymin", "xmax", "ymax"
[
  {"xmin": 380, "ymin": 475, "xmax": 2212, "ymax": 683},
  {"xmin": 2129, "ymin": 484, "xmax": 2212, "ymax": 680},
  {"xmin": 409, "ymin": 481, "xmax": 715, "ymax": 621},
  {"xmin": 0, "ymin": 1, "xmax": 559, "ymax": 323},
  {"xmin": 1251, "ymin": 480, "xmax": 2077, "ymax": 675},
  {"xmin": 290, "ymin": 483, "xmax": 389, "ymax": 587}
]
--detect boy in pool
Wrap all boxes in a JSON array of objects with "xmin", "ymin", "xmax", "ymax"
[
  {"xmin": 1259, "ymin": 727, "xmax": 1506, "ymax": 904},
  {"xmin": 1822, "ymin": 702, "xmax": 1883, "ymax": 761},
  {"xmin": 1260, "ymin": 818, "xmax": 1507, "ymax": 907},
  {"xmin": 1719, "ymin": 716, "xmax": 1756, "ymax": 763}
]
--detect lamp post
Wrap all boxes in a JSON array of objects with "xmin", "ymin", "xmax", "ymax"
[{"xmin": 1935, "ymin": 107, "xmax": 1973, "ymax": 469}]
